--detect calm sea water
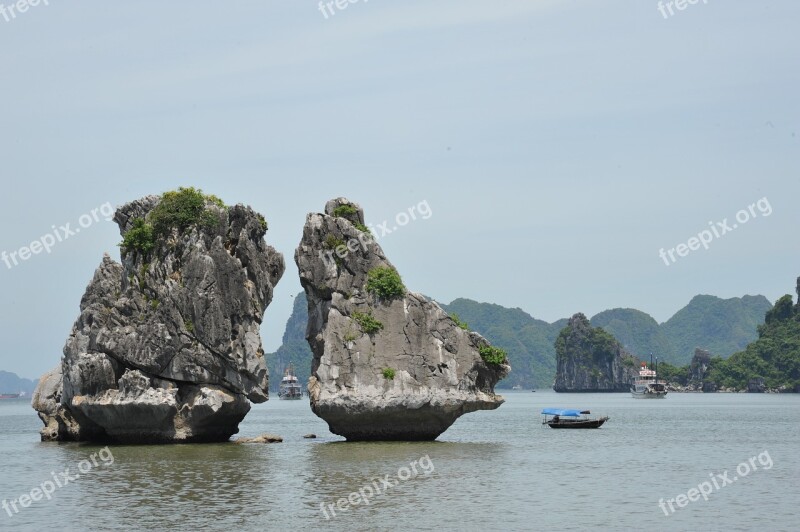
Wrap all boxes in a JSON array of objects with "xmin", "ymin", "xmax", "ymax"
[{"xmin": 1, "ymin": 391, "xmax": 798, "ymax": 531}]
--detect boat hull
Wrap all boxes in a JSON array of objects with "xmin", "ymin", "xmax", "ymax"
[
  {"xmin": 630, "ymin": 388, "xmax": 667, "ymax": 399},
  {"xmin": 545, "ymin": 417, "xmax": 609, "ymax": 429}
]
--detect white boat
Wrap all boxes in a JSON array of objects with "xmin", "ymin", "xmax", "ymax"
[
  {"xmin": 631, "ymin": 362, "xmax": 667, "ymax": 399},
  {"xmin": 278, "ymin": 364, "xmax": 304, "ymax": 400}
]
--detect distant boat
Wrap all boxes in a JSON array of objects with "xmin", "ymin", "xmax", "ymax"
[
  {"xmin": 0, "ymin": 393, "xmax": 20, "ymax": 399},
  {"xmin": 631, "ymin": 359, "xmax": 667, "ymax": 399},
  {"xmin": 541, "ymin": 408, "xmax": 609, "ymax": 429},
  {"xmin": 278, "ymin": 364, "xmax": 303, "ymax": 400},
  {"xmin": 512, "ymin": 385, "xmax": 522, "ymax": 390}
]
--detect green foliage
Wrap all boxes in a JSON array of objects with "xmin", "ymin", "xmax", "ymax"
[
  {"xmin": 382, "ymin": 367, "xmax": 396, "ymax": 380},
  {"xmin": 119, "ymin": 188, "xmax": 227, "ymax": 255},
  {"xmin": 120, "ymin": 218, "xmax": 155, "ymax": 256},
  {"xmin": 324, "ymin": 234, "xmax": 346, "ymax": 250},
  {"xmin": 442, "ymin": 298, "xmax": 558, "ymax": 389},
  {"xmin": 479, "ymin": 345, "xmax": 507, "ymax": 365},
  {"xmin": 661, "ymin": 291, "xmax": 800, "ymax": 391},
  {"xmin": 705, "ymin": 297, "xmax": 800, "ymax": 390},
  {"xmin": 257, "ymin": 214, "xmax": 268, "ymax": 232},
  {"xmin": 332, "ymin": 205, "xmax": 358, "ymax": 218},
  {"xmin": 366, "ymin": 266, "xmax": 405, "ymax": 300},
  {"xmin": 555, "ymin": 315, "xmax": 620, "ymax": 365},
  {"xmin": 661, "ymin": 295, "xmax": 772, "ymax": 365},
  {"xmin": 765, "ymin": 294, "xmax": 793, "ymax": 325},
  {"xmin": 450, "ymin": 313, "xmax": 470, "ymax": 330},
  {"xmin": 184, "ymin": 320, "xmax": 195, "ymax": 333},
  {"xmin": 352, "ymin": 311, "xmax": 384, "ymax": 334},
  {"xmin": 591, "ymin": 308, "xmax": 675, "ymax": 362},
  {"xmin": 331, "ymin": 204, "xmax": 369, "ymax": 233},
  {"xmin": 657, "ymin": 362, "xmax": 689, "ymax": 386},
  {"xmin": 149, "ymin": 187, "xmax": 226, "ymax": 237}
]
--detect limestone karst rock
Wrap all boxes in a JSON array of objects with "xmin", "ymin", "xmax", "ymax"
[
  {"xmin": 553, "ymin": 313, "xmax": 637, "ymax": 392},
  {"xmin": 295, "ymin": 198, "xmax": 509, "ymax": 441},
  {"xmin": 32, "ymin": 189, "xmax": 284, "ymax": 443}
]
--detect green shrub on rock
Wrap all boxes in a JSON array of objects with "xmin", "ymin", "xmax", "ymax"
[
  {"xmin": 479, "ymin": 345, "xmax": 507, "ymax": 365},
  {"xmin": 120, "ymin": 218, "xmax": 155, "ymax": 256},
  {"xmin": 352, "ymin": 311, "xmax": 384, "ymax": 334},
  {"xmin": 366, "ymin": 266, "xmax": 405, "ymax": 300},
  {"xmin": 451, "ymin": 313, "xmax": 470, "ymax": 330}
]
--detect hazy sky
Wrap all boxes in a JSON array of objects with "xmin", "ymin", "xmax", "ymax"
[{"xmin": 1, "ymin": 1, "xmax": 798, "ymax": 379}]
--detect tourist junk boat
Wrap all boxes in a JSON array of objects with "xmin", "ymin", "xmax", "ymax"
[
  {"xmin": 541, "ymin": 408, "xmax": 609, "ymax": 429},
  {"xmin": 0, "ymin": 393, "xmax": 20, "ymax": 399},
  {"xmin": 631, "ymin": 359, "xmax": 668, "ymax": 399},
  {"xmin": 278, "ymin": 364, "xmax": 303, "ymax": 400}
]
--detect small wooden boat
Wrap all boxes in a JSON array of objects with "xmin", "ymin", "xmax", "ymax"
[{"xmin": 541, "ymin": 408, "xmax": 609, "ymax": 429}]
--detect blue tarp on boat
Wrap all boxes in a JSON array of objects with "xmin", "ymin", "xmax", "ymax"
[{"xmin": 541, "ymin": 408, "xmax": 588, "ymax": 417}]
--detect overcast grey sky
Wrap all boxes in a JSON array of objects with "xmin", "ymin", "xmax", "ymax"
[{"xmin": 1, "ymin": 1, "xmax": 798, "ymax": 380}]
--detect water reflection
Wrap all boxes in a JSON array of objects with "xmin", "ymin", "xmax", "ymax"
[{"xmin": 60, "ymin": 443, "xmax": 277, "ymax": 531}]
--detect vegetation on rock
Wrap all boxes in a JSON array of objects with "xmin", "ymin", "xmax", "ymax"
[
  {"xmin": 352, "ymin": 311, "xmax": 384, "ymax": 334},
  {"xmin": 655, "ymin": 285, "xmax": 800, "ymax": 392},
  {"xmin": 450, "ymin": 313, "xmax": 470, "ymax": 330},
  {"xmin": 366, "ymin": 266, "xmax": 405, "ymax": 300},
  {"xmin": 331, "ymin": 204, "xmax": 358, "ymax": 218},
  {"xmin": 120, "ymin": 187, "xmax": 227, "ymax": 257},
  {"xmin": 479, "ymin": 345, "xmax": 508, "ymax": 365},
  {"xmin": 120, "ymin": 218, "xmax": 156, "ymax": 256}
]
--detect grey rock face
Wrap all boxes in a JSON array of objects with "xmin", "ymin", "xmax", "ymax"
[
  {"xmin": 295, "ymin": 198, "xmax": 509, "ymax": 441},
  {"xmin": 553, "ymin": 313, "xmax": 636, "ymax": 392},
  {"xmin": 33, "ymin": 193, "xmax": 284, "ymax": 443}
]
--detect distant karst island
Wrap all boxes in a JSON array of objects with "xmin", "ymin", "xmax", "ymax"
[{"xmin": 267, "ymin": 292, "xmax": 794, "ymax": 394}]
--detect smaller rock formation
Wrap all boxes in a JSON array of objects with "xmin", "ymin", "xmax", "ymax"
[
  {"xmin": 553, "ymin": 313, "xmax": 637, "ymax": 392},
  {"xmin": 747, "ymin": 378, "xmax": 766, "ymax": 393},
  {"xmin": 295, "ymin": 198, "xmax": 509, "ymax": 441},
  {"xmin": 235, "ymin": 434, "xmax": 283, "ymax": 444},
  {"xmin": 688, "ymin": 348, "xmax": 712, "ymax": 384}
]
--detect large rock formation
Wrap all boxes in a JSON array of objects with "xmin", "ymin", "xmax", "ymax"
[
  {"xmin": 295, "ymin": 198, "xmax": 509, "ymax": 441},
  {"xmin": 553, "ymin": 313, "xmax": 637, "ymax": 392},
  {"xmin": 33, "ymin": 189, "xmax": 284, "ymax": 443}
]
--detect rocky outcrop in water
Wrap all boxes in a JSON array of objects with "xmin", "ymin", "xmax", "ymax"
[
  {"xmin": 295, "ymin": 198, "xmax": 509, "ymax": 441},
  {"xmin": 32, "ymin": 189, "xmax": 284, "ymax": 443},
  {"xmin": 553, "ymin": 313, "xmax": 637, "ymax": 392}
]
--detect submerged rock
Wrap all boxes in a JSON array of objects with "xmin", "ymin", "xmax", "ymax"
[
  {"xmin": 33, "ymin": 189, "xmax": 284, "ymax": 443},
  {"xmin": 235, "ymin": 433, "xmax": 283, "ymax": 444},
  {"xmin": 553, "ymin": 313, "xmax": 637, "ymax": 392},
  {"xmin": 295, "ymin": 198, "xmax": 509, "ymax": 441}
]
